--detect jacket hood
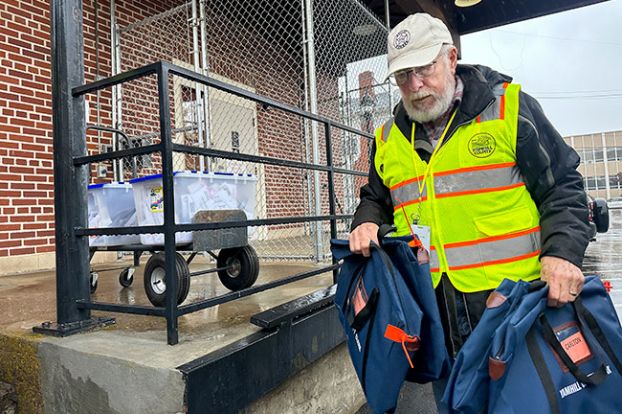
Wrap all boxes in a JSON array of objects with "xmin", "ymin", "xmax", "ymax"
[{"xmin": 463, "ymin": 64, "xmax": 513, "ymax": 89}]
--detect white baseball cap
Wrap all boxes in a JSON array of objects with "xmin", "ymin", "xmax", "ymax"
[{"xmin": 387, "ymin": 13, "xmax": 453, "ymax": 79}]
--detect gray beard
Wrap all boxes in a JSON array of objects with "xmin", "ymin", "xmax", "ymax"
[{"xmin": 402, "ymin": 73, "xmax": 456, "ymax": 123}]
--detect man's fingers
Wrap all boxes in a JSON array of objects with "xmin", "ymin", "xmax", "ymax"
[
  {"xmin": 361, "ymin": 244, "xmax": 371, "ymax": 257},
  {"xmin": 541, "ymin": 256, "xmax": 585, "ymax": 307},
  {"xmin": 349, "ymin": 223, "xmax": 380, "ymax": 256},
  {"xmin": 547, "ymin": 282, "xmax": 561, "ymax": 307}
]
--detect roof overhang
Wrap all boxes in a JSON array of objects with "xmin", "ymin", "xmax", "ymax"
[{"xmin": 362, "ymin": 0, "xmax": 610, "ymax": 35}]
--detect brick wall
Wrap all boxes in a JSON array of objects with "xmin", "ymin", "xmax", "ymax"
[
  {"xmin": 0, "ymin": 0, "xmax": 181, "ymax": 262},
  {"xmin": 0, "ymin": 0, "xmax": 370, "ymax": 265},
  {"xmin": 0, "ymin": 0, "xmax": 54, "ymax": 258}
]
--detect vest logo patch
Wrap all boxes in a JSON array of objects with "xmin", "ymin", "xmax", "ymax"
[{"xmin": 468, "ymin": 133, "xmax": 496, "ymax": 158}]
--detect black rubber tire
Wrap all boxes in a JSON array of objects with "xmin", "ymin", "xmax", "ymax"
[
  {"xmin": 143, "ymin": 252, "xmax": 191, "ymax": 307},
  {"xmin": 217, "ymin": 245, "xmax": 260, "ymax": 291},
  {"xmin": 593, "ymin": 198, "xmax": 610, "ymax": 233},
  {"xmin": 90, "ymin": 272, "xmax": 98, "ymax": 294},
  {"xmin": 119, "ymin": 267, "xmax": 134, "ymax": 288}
]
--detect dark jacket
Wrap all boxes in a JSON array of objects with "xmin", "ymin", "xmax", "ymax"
[{"xmin": 351, "ymin": 64, "xmax": 590, "ymax": 271}]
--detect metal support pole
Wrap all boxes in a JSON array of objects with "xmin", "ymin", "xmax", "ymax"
[
  {"xmin": 52, "ymin": 0, "xmax": 90, "ymax": 324},
  {"xmin": 300, "ymin": 0, "xmax": 314, "ymax": 239},
  {"xmin": 191, "ymin": 0, "xmax": 205, "ymax": 172},
  {"xmin": 34, "ymin": 0, "xmax": 115, "ymax": 337},
  {"xmin": 304, "ymin": 0, "xmax": 324, "ymax": 262},
  {"xmin": 384, "ymin": 0, "xmax": 393, "ymax": 112},
  {"xmin": 342, "ymin": 69, "xmax": 354, "ymax": 216},
  {"xmin": 591, "ymin": 134, "xmax": 597, "ymax": 195},
  {"xmin": 324, "ymin": 123, "xmax": 339, "ymax": 282},
  {"xmin": 158, "ymin": 65, "xmax": 179, "ymax": 345},
  {"xmin": 602, "ymin": 132, "xmax": 611, "ymax": 199},
  {"xmin": 110, "ymin": 0, "xmax": 124, "ymax": 181},
  {"xmin": 199, "ymin": 0, "xmax": 212, "ymax": 171}
]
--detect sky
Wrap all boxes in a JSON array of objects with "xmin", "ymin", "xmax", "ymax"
[{"xmin": 460, "ymin": 0, "xmax": 622, "ymax": 137}]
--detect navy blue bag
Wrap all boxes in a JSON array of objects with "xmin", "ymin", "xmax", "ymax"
[
  {"xmin": 331, "ymin": 235, "xmax": 449, "ymax": 414},
  {"xmin": 384, "ymin": 237, "xmax": 450, "ymax": 384},
  {"xmin": 444, "ymin": 276, "xmax": 622, "ymax": 414},
  {"xmin": 488, "ymin": 276, "xmax": 622, "ymax": 413},
  {"xmin": 442, "ymin": 278, "xmax": 530, "ymax": 413}
]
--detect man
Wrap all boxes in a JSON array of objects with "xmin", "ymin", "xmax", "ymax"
[{"xmin": 348, "ymin": 12, "xmax": 590, "ymax": 411}]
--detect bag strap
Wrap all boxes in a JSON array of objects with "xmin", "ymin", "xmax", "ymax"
[
  {"xmin": 348, "ymin": 288, "xmax": 380, "ymax": 332},
  {"xmin": 538, "ymin": 313, "xmax": 608, "ymax": 386},
  {"xmin": 340, "ymin": 262, "xmax": 365, "ymax": 308},
  {"xmin": 526, "ymin": 326, "xmax": 561, "ymax": 414},
  {"xmin": 574, "ymin": 297, "xmax": 622, "ymax": 375},
  {"xmin": 361, "ymin": 297, "xmax": 378, "ymax": 392}
]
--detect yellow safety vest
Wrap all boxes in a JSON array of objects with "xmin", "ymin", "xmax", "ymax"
[{"xmin": 374, "ymin": 83, "xmax": 541, "ymax": 292}]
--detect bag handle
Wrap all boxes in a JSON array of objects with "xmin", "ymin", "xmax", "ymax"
[
  {"xmin": 573, "ymin": 296, "xmax": 622, "ymax": 375},
  {"xmin": 528, "ymin": 280, "xmax": 547, "ymax": 293},
  {"xmin": 538, "ymin": 312, "xmax": 608, "ymax": 386}
]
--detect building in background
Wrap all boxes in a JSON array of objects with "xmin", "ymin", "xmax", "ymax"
[{"xmin": 564, "ymin": 130, "xmax": 622, "ymax": 200}]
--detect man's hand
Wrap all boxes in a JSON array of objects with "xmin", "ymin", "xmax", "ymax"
[
  {"xmin": 540, "ymin": 256, "xmax": 585, "ymax": 307},
  {"xmin": 349, "ymin": 222, "xmax": 380, "ymax": 257}
]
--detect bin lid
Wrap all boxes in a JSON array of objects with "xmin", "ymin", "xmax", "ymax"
[
  {"xmin": 129, "ymin": 171, "xmax": 256, "ymax": 184},
  {"xmin": 88, "ymin": 181, "xmax": 132, "ymax": 190}
]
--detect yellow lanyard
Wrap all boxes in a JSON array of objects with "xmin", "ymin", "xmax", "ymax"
[{"xmin": 410, "ymin": 110, "xmax": 457, "ymax": 211}]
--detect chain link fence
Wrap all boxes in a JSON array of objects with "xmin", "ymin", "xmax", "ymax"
[{"xmin": 90, "ymin": 0, "xmax": 395, "ymax": 260}]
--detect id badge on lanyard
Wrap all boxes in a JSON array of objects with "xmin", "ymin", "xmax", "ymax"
[{"xmin": 410, "ymin": 224, "xmax": 431, "ymax": 264}]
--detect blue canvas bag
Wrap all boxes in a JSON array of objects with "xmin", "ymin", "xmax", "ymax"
[
  {"xmin": 444, "ymin": 276, "xmax": 622, "ymax": 414},
  {"xmin": 331, "ymin": 235, "xmax": 448, "ymax": 414},
  {"xmin": 442, "ymin": 278, "xmax": 530, "ymax": 413},
  {"xmin": 383, "ymin": 237, "xmax": 450, "ymax": 384},
  {"xmin": 487, "ymin": 276, "xmax": 622, "ymax": 414}
]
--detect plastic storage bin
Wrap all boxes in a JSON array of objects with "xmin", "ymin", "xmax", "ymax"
[
  {"xmin": 129, "ymin": 171, "xmax": 258, "ymax": 246},
  {"xmin": 88, "ymin": 182, "xmax": 141, "ymax": 246}
]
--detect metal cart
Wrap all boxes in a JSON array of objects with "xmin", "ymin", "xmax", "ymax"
[{"xmin": 89, "ymin": 209, "xmax": 259, "ymax": 307}]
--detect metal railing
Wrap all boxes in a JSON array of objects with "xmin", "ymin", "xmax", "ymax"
[{"xmin": 71, "ymin": 61, "xmax": 371, "ymax": 344}]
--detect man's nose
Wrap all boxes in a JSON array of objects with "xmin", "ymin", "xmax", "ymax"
[{"xmin": 405, "ymin": 73, "xmax": 424, "ymax": 91}]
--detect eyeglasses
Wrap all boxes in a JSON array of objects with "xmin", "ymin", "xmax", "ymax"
[{"xmin": 392, "ymin": 60, "xmax": 438, "ymax": 85}]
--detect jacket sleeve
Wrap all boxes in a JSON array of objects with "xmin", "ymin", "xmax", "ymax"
[
  {"xmin": 350, "ymin": 140, "xmax": 394, "ymax": 231},
  {"xmin": 516, "ymin": 91, "xmax": 590, "ymax": 268}
]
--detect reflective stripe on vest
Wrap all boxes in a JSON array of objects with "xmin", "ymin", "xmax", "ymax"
[
  {"xmin": 391, "ymin": 162, "xmax": 523, "ymax": 210},
  {"xmin": 382, "ymin": 118, "xmax": 394, "ymax": 142},
  {"xmin": 476, "ymin": 82, "xmax": 508, "ymax": 123},
  {"xmin": 428, "ymin": 227, "xmax": 540, "ymax": 272}
]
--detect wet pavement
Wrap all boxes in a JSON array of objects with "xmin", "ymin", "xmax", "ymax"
[
  {"xmin": 583, "ymin": 208, "xmax": 622, "ymax": 319},
  {"xmin": 0, "ymin": 255, "xmax": 334, "ymax": 362}
]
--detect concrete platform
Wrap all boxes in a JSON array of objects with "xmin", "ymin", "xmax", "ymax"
[{"xmin": 0, "ymin": 255, "xmax": 365, "ymax": 413}]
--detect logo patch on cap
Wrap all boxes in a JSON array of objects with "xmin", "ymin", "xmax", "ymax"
[{"xmin": 394, "ymin": 30, "xmax": 410, "ymax": 49}]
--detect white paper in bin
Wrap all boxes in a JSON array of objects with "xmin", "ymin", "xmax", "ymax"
[
  {"xmin": 129, "ymin": 171, "xmax": 258, "ymax": 246},
  {"xmin": 87, "ymin": 182, "xmax": 141, "ymax": 246}
]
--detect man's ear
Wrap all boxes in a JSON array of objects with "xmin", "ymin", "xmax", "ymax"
[{"xmin": 449, "ymin": 47, "xmax": 458, "ymax": 74}]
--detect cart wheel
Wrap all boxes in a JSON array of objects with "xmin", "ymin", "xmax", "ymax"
[
  {"xmin": 119, "ymin": 267, "xmax": 135, "ymax": 288},
  {"xmin": 143, "ymin": 252, "xmax": 191, "ymax": 307},
  {"xmin": 90, "ymin": 271, "xmax": 99, "ymax": 294},
  {"xmin": 217, "ymin": 245, "xmax": 259, "ymax": 291}
]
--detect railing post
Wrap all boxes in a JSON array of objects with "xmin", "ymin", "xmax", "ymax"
[
  {"xmin": 324, "ymin": 122, "xmax": 339, "ymax": 283},
  {"xmin": 34, "ymin": 0, "xmax": 115, "ymax": 336},
  {"xmin": 157, "ymin": 63, "xmax": 180, "ymax": 345}
]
